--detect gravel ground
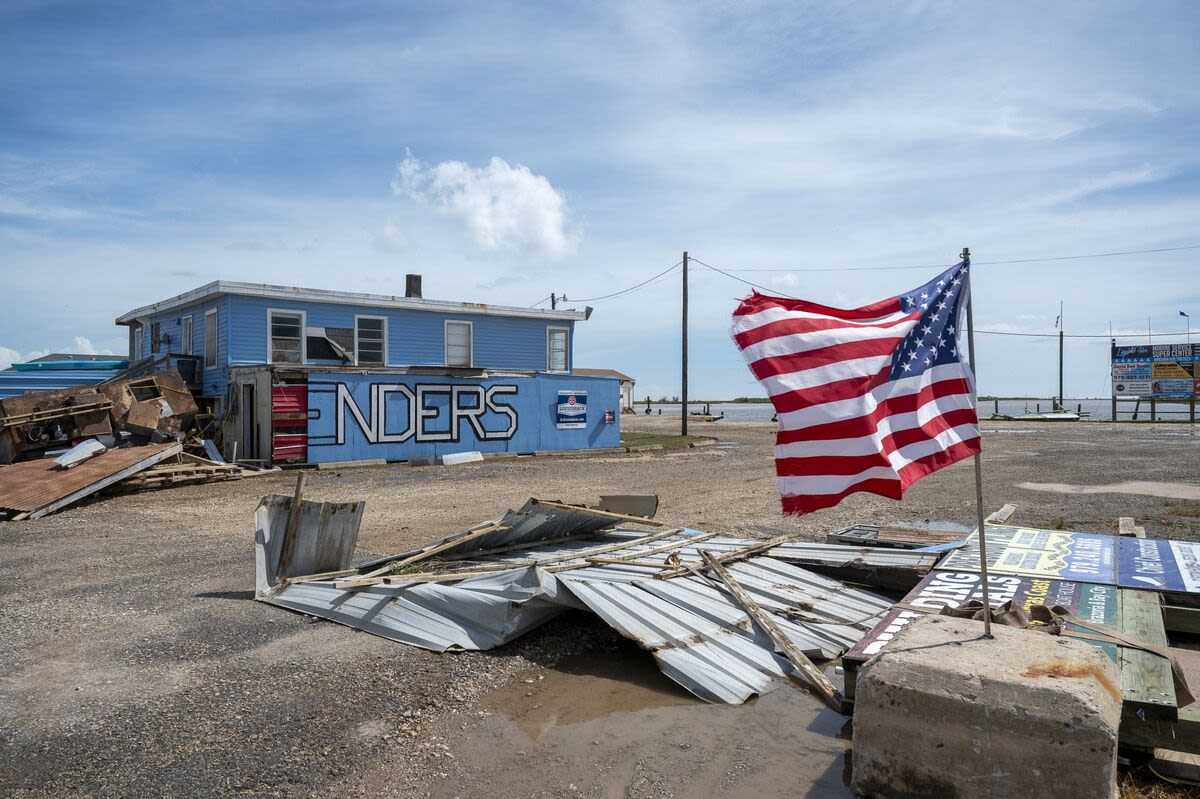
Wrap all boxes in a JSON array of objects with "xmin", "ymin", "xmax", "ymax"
[{"xmin": 1, "ymin": 417, "xmax": 1198, "ymax": 797}]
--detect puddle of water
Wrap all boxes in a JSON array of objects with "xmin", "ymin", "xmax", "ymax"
[
  {"xmin": 1017, "ymin": 481, "xmax": 1200, "ymax": 501},
  {"xmin": 433, "ymin": 642, "xmax": 852, "ymax": 799}
]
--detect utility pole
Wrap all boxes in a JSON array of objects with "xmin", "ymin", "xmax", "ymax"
[
  {"xmin": 550, "ymin": 293, "xmax": 557, "ymax": 310},
  {"xmin": 681, "ymin": 251, "xmax": 689, "ymax": 437},
  {"xmin": 1058, "ymin": 300, "xmax": 1064, "ymax": 410}
]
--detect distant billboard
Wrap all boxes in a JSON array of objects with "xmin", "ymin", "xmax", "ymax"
[{"xmin": 1111, "ymin": 342, "xmax": 1198, "ymax": 399}]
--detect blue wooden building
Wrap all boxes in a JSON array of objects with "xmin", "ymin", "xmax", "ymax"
[{"xmin": 115, "ymin": 275, "xmax": 620, "ymax": 464}]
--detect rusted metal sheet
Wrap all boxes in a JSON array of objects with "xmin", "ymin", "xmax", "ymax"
[{"xmin": 0, "ymin": 443, "xmax": 181, "ymax": 518}]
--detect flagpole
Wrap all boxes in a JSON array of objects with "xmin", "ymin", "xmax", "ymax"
[{"xmin": 963, "ymin": 247, "xmax": 993, "ymax": 639}]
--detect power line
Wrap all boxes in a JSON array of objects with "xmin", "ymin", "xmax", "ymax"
[
  {"xmin": 687, "ymin": 257, "xmax": 800, "ymax": 299},
  {"xmin": 978, "ymin": 329, "xmax": 1200, "ymax": 339},
  {"xmin": 528, "ymin": 294, "xmax": 553, "ymax": 309},
  {"xmin": 571, "ymin": 260, "xmax": 683, "ymax": 303},
  {"xmin": 708, "ymin": 243, "xmax": 1200, "ymax": 273}
]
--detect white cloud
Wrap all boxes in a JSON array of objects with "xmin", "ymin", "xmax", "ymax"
[
  {"xmin": 372, "ymin": 217, "xmax": 412, "ymax": 253},
  {"xmin": 393, "ymin": 151, "xmax": 577, "ymax": 258},
  {"xmin": 0, "ymin": 338, "xmax": 110, "ymax": 370},
  {"xmin": 1024, "ymin": 165, "xmax": 1166, "ymax": 209}
]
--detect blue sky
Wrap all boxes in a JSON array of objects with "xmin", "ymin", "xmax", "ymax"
[{"xmin": 2, "ymin": 1, "xmax": 1197, "ymax": 399}]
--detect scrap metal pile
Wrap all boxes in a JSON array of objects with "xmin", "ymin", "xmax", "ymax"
[
  {"xmin": 254, "ymin": 492, "xmax": 938, "ymax": 707},
  {"xmin": 0, "ymin": 367, "xmax": 258, "ymax": 521}
]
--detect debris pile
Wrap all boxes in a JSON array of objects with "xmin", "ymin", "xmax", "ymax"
[
  {"xmin": 255, "ymin": 493, "xmax": 919, "ymax": 706},
  {"xmin": 0, "ymin": 367, "xmax": 268, "ymax": 521}
]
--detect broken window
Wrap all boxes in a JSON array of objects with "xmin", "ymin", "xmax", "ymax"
[
  {"xmin": 204, "ymin": 309, "xmax": 217, "ymax": 368},
  {"xmin": 269, "ymin": 310, "xmax": 304, "ymax": 364},
  {"xmin": 547, "ymin": 327, "xmax": 569, "ymax": 372},
  {"xmin": 305, "ymin": 327, "xmax": 354, "ymax": 362},
  {"xmin": 150, "ymin": 321, "xmax": 161, "ymax": 354},
  {"xmin": 445, "ymin": 321, "xmax": 471, "ymax": 367},
  {"xmin": 356, "ymin": 316, "xmax": 386, "ymax": 366}
]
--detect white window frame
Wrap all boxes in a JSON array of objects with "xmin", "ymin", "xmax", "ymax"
[
  {"xmin": 444, "ymin": 320, "xmax": 473, "ymax": 367},
  {"xmin": 354, "ymin": 314, "xmax": 388, "ymax": 367},
  {"xmin": 546, "ymin": 326, "xmax": 570, "ymax": 373},
  {"xmin": 204, "ymin": 308, "xmax": 218, "ymax": 368},
  {"xmin": 181, "ymin": 314, "xmax": 193, "ymax": 355},
  {"xmin": 267, "ymin": 308, "xmax": 307, "ymax": 365},
  {"xmin": 133, "ymin": 326, "xmax": 144, "ymax": 360}
]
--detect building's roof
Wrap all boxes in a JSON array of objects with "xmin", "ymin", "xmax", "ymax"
[
  {"xmin": 115, "ymin": 280, "xmax": 590, "ymax": 325},
  {"xmin": 574, "ymin": 367, "xmax": 634, "ymax": 383},
  {"xmin": 27, "ymin": 353, "xmax": 119, "ymax": 363}
]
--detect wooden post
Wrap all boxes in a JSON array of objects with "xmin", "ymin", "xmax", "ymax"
[
  {"xmin": 1111, "ymin": 396, "xmax": 1117, "ymax": 422},
  {"xmin": 681, "ymin": 251, "xmax": 689, "ymax": 437},
  {"xmin": 1058, "ymin": 301, "xmax": 1064, "ymax": 410},
  {"xmin": 279, "ymin": 471, "xmax": 307, "ymax": 572},
  {"xmin": 1151, "ymin": 397, "xmax": 1157, "ymax": 422},
  {"xmin": 699, "ymin": 550, "xmax": 842, "ymax": 712}
]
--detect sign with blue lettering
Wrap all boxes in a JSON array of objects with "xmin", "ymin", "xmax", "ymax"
[
  {"xmin": 937, "ymin": 526, "xmax": 1117, "ymax": 584},
  {"xmin": 1118, "ymin": 537, "xmax": 1200, "ymax": 593},
  {"xmin": 556, "ymin": 390, "xmax": 587, "ymax": 429},
  {"xmin": 304, "ymin": 372, "xmax": 619, "ymax": 464}
]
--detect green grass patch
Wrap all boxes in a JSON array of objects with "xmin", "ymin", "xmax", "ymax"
[{"xmin": 620, "ymin": 431, "xmax": 707, "ymax": 450}]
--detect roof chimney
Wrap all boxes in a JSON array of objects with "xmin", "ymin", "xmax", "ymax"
[{"xmin": 405, "ymin": 273, "xmax": 422, "ymax": 299}]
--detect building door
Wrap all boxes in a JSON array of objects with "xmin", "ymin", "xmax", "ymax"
[{"xmin": 241, "ymin": 383, "xmax": 256, "ymax": 460}]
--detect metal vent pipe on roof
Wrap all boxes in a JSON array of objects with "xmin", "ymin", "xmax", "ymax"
[{"xmin": 405, "ymin": 274, "xmax": 422, "ymax": 298}]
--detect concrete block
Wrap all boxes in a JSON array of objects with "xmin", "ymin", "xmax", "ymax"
[{"xmin": 852, "ymin": 615, "xmax": 1120, "ymax": 799}]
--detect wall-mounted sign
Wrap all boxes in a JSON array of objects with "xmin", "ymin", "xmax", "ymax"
[
  {"xmin": 556, "ymin": 390, "xmax": 587, "ymax": 429},
  {"xmin": 1118, "ymin": 537, "xmax": 1200, "ymax": 593},
  {"xmin": 937, "ymin": 525, "xmax": 1117, "ymax": 584},
  {"xmin": 844, "ymin": 570, "xmax": 1118, "ymax": 666}
]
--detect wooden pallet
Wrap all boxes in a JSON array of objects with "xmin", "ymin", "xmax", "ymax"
[{"xmin": 105, "ymin": 462, "xmax": 243, "ymax": 494}]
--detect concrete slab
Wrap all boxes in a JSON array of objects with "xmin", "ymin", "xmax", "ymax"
[{"xmin": 852, "ymin": 615, "xmax": 1121, "ymax": 799}]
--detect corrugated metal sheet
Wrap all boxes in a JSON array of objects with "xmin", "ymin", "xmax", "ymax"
[
  {"xmin": 253, "ymin": 494, "xmax": 366, "ymax": 594},
  {"xmin": 0, "ymin": 370, "xmax": 122, "ymax": 399},
  {"xmin": 256, "ymin": 509, "xmax": 896, "ymax": 705},
  {"xmin": 0, "ymin": 443, "xmax": 181, "ymax": 516}
]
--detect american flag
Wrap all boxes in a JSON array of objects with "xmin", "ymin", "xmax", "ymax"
[{"xmin": 731, "ymin": 261, "xmax": 980, "ymax": 515}]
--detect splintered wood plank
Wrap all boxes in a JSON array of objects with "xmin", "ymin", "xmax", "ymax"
[
  {"xmin": 699, "ymin": 549, "xmax": 842, "ymax": 713},
  {"xmin": 984, "ymin": 503, "xmax": 1017, "ymax": 524},
  {"xmin": 1118, "ymin": 517, "xmax": 1137, "ymax": 537},
  {"xmin": 1119, "ymin": 589, "xmax": 1175, "ymax": 712}
]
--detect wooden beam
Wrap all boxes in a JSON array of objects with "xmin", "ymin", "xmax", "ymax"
[
  {"xmin": 1119, "ymin": 588, "xmax": 1175, "ymax": 719},
  {"xmin": 984, "ymin": 503, "xmax": 1017, "ymax": 525},
  {"xmin": 337, "ymin": 527, "xmax": 690, "ymax": 588},
  {"xmin": 654, "ymin": 531, "xmax": 803, "ymax": 580},
  {"xmin": 528, "ymin": 497, "xmax": 663, "ymax": 526},
  {"xmin": 1164, "ymin": 605, "xmax": 1200, "ymax": 636},
  {"xmin": 279, "ymin": 472, "xmax": 307, "ymax": 573},
  {"xmin": 699, "ymin": 550, "xmax": 842, "ymax": 712},
  {"xmin": 334, "ymin": 522, "xmax": 507, "ymax": 588}
]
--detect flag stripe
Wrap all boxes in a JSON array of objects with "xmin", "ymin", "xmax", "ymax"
[
  {"xmin": 733, "ymin": 310, "xmax": 918, "ymax": 350},
  {"xmin": 748, "ymin": 336, "xmax": 909, "ymax": 380}
]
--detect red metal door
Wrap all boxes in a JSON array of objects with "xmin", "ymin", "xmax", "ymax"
[{"xmin": 271, "ymin": 384, "xmax": 308, "ymax": 463}]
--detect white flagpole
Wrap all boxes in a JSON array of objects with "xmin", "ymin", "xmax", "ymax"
[{"xmin": 963, "ymin": 247, "xmax": 993, "ymax": 639}]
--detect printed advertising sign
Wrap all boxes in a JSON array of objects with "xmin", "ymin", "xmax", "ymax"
[
  {"xmin": 1111, "ymin": 342, "xmax": 1199, "ymax": 398},
  {"xmin": 936, "ymin": 525, "xmax": 1117, "ymax": 584},
  {"xmin": 556, "ymin": 390, "xmax": 588, "ymax": 429},
  {"xmin": 1117, "ymin": 537, "xmax": 1200, "ymax": 593},
  {"xmin": 844, "ymin": 570, "xmax": 1118, "ymax": 666}
]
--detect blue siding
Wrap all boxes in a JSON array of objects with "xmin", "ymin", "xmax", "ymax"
[
  {"xmin": 226, "ymin": 295, "xmax": 573, "ymax": 371},
  {"xmin": 0, "ymin": 369, "xmax": 125, "ymax": 399},
  {"xmin": 134, "ymin": 298, "xmax": 227, "ymax": 400}
]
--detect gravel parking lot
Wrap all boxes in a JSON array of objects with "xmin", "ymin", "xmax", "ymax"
[{"xmin": 2, "ymin": 418, "xmax": 1198, "ymax": 797}]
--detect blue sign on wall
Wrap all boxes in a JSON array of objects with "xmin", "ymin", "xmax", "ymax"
[
  {"xmin": 304, "ymin": 372, "xmax": 620, "ymax": 463},
  {"xmin": 556, "ymin": 390, "xmax": 587, "ymax": 429}
]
